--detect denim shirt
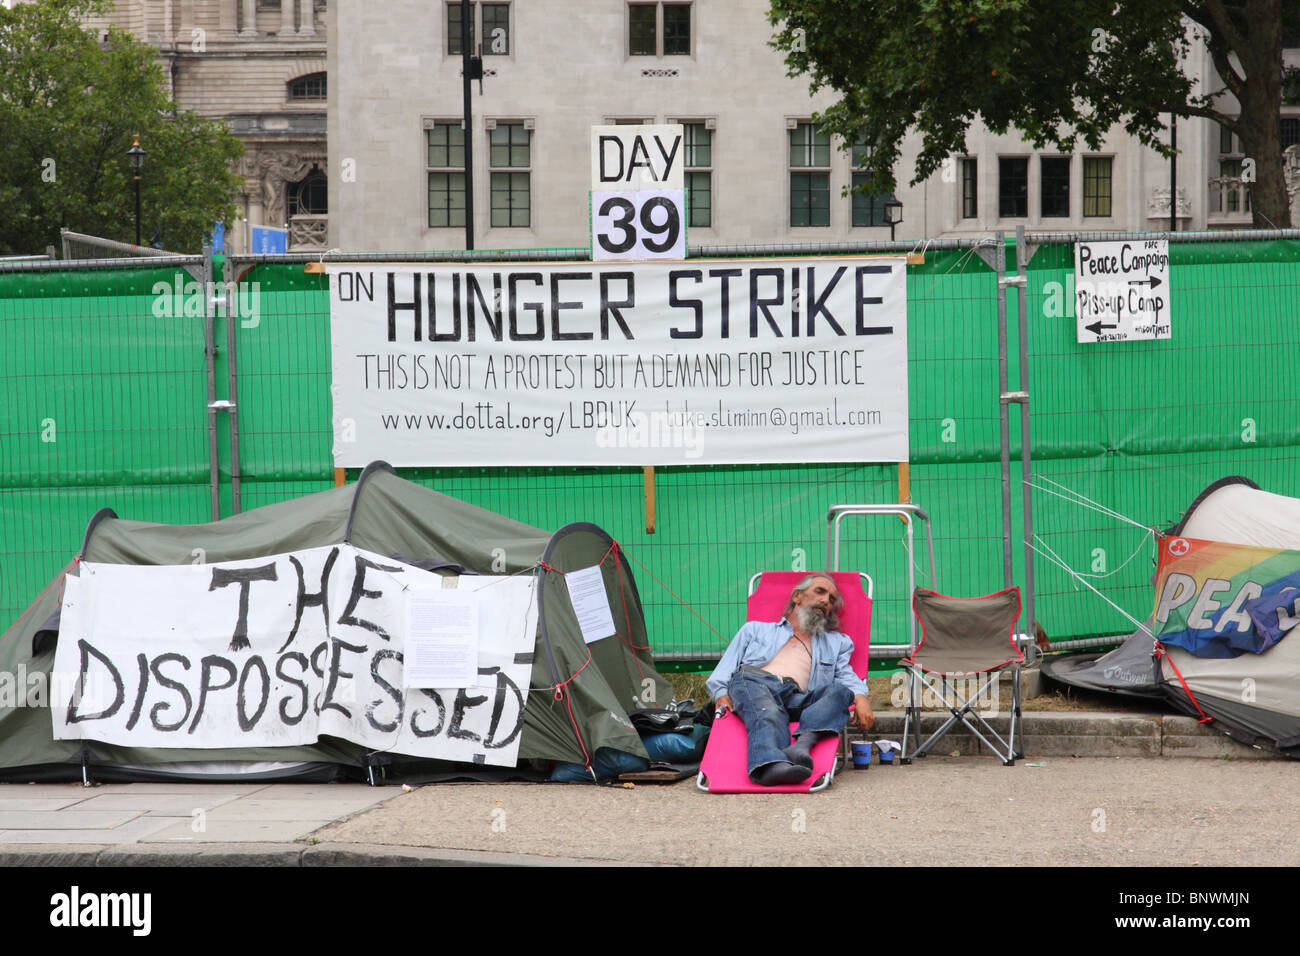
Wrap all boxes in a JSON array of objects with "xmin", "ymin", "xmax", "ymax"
[{"xmin": 706, "ymin": 618, "xmax": 868, "ymax": 701}]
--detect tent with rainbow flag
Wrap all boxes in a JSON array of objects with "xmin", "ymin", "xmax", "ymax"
[{"xmin": 1043, "ymin": 477, "xmax": 1300, "ymax": 758}]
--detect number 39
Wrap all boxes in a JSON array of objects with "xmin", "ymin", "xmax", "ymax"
[{"xmin": 596, "ymin": 196, "xmax": 681, "ymax": 255}]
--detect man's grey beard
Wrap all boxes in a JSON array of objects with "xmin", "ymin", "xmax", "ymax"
[{"xmin": 795, "ymin": 604, "xmax": 831, "ymax": 636}]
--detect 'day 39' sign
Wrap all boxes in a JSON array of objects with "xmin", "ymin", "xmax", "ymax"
[{"xmin": 591, "ymin": 124, "xmax": 686, "ymax": 261}]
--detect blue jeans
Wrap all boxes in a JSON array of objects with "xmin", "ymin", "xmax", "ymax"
[{"xmin": 729, "ymin": 666, "xmax": 854, "ymax": 774}]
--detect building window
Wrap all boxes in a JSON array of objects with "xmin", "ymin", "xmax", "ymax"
[
  {"xmin": 427, "ymin": 122, "xmax": 466, "ymax": 228},
  {"xmin": 1082, "ymin": 156, "xmax": 1112, "ymax": 217},
  {"xmin": 448, "ymin": 3, "xmax": 510, "ymax": 56},
  {"xmin": 490, "ymin": 122, "xmax": 531, "ymax": 227},
  {"xmin": 629, "ymin": 2, "xmax": 691, "ymax": 56},
  {"xmin": 1284, "ymin": 17, "xmax": 1300, "ymax": 48},
  {"xmin": 1212, "ymin": 126, "xmax": 1247, "ymax": 216},
  {"xmin": 447, "ymin": 3, "xmax": 474, "ymax": 55},
  {"xmin": 850, "ymin": 138, "xmax": 896, "ymax": 227},
  {"xmin": 683, "ymin": 122, "xmax": 711, "ymax": 228},
  {"xmin": 481, "ymin": 3, "xmax": 510, "ymax": 54},
  {"xmin": 288, "ymin": 73, "xmax": 326, "ymax": 102},
  {"xmin": 1281, "ymin": 118, "xmax": 1299, "ymax": 152},
  {"xmin": 288, "ymin": 168, "xmax": 327, "ymax": 216},
  {"xmin": 961, "ymin": 158, "xmax": 977, "ymax": 219},
  {"xmin": 663, "ymin": 3, "xmax": 691, "ymax": 54},
  {"xmin": 1040, "ymin": 157, "xmax": 1071, "ymax": 218},
  {"xmin": 1216, "ymin": 159, "xmax": 1252, "ymax": 214},
  {"xmin": 789, "ymin": 123, "xmax": 830, "ymax": 227},
  {"xmin": 998, "ymin": 158, "xmax": 1028, "ymax": 218}
]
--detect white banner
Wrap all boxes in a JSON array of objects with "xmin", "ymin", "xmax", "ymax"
[
  {"xmin": 328, "ymin": 258, "xmax": 908, "ymax": 466},
  {"xmin": 51, "ymin": 547, "xmax": 538, "ymax": 767}
]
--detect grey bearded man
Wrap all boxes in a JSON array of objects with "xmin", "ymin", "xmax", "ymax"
[{"xmin": 706, "ymin": 574, "xmax": 874, "ymax": 786}]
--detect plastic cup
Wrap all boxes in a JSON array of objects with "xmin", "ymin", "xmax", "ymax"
[{"xmin": 851, "ymin": 741, "xmax": 873, "ymax": 768}]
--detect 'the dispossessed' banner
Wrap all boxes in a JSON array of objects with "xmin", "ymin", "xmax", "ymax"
[
  {"xmin": 52, "ymin": 546, "xmax": 538, "ymax": 766},
  {"xmin": 1154, "ymin": 535, "xmax": 1300, "ymax": 658},
  {"xmin": 327, "ymin": 258, "xmax": 908, "ymax": 466}
]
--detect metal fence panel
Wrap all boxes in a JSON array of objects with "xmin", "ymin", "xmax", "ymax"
[
  {"xmin": 1023, "ymin": 236, "xmax": 1300, "ymax": 643},
  {"xmin": 8, "ymin": 235, "xmax": 1296, "ymax": 669},
  {"xmin": 0, "ymin": 259, "xmax": 211, "ymax": 632}
]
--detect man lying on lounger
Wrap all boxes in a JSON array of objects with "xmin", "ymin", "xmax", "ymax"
[{"xmin": 706, "ymin": 573, "xmax": 875, "ymax": 786}]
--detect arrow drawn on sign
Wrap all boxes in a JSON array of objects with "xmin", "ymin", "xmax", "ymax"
[
  {"xmin": 1128, "ymin": 276, "xmax": 1162, "ymax": 288},
  {"xmin": 1086, "ymin": 320, "xmax": 1118, "ymax": 337}
]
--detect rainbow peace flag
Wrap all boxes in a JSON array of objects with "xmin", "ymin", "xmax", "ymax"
[{"xmin": 1153, "ymin": 536, "xmax": 1300, "ymax": 658}]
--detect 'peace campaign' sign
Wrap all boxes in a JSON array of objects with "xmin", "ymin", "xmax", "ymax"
[{"xmin": 51, "ymin": 546, "xmax": 538, "ymax": 766}]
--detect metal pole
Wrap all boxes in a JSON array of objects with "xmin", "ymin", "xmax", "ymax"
[
  {"xmin": 1016, "ymin": 225, "xmax": 1035, "ymax": 640},
  {"xmin": 224, "ymin": 255, "xmax": 243, "ymax": 514},
  {"xmin": 1170, "ymin": 116, "xmax": 1177, "ymax": 233},
  {"xmin": 995, "ymin": 232, "xmax": 1013, "ymax": 586},
  {"xmin": 461, "ymin": 0, "xmax": 475, "ymax": 250},
  {"xmin": 134, "ymin": 174, "xmax": 142, "ymax": 246},
  {"xmin": 203, "ymin": 243, "xmax": 220, "ymax": 520}
]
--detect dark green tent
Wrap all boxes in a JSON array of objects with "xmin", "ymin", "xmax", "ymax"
[{"xmin": 0, "ymin": 462, "xmax": 672, "ymax": 782}]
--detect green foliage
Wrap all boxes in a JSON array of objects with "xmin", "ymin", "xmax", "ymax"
[
  {"xmin": 768, "ymin": 0, "xmax": 1277, "ymax": 198},
  {"xmin": 0, "ymin": 0, "xmax": 243, "ymax": 255}
]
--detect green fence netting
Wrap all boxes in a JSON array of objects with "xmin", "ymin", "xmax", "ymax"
[{"xmin": 3, "ymin": 236, "xmax": 1298, "ymax": 669}]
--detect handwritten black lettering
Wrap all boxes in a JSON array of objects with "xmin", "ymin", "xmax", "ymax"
[
  {"xmin": 275, "ymin": 652, "xmax": 310, "ymax": 725},
  {"xmin": 279, "ymin": 547, "xmax": 339, "ymax": 652},
  {"xmin": 410, "ymin": 688, "xmax": 446, "ymax": 738},
  {"xmin": 188, "ymin": 655, "xmax": 237, "ymax": 734},
  {"xmin": 149, "ymin": 653, "xmax": 192, "ymax": 732},
  {"xmin": 366, "ymin": 649, "xmax": 404, "ymax": 733},
  {"xmin": 338, "ymin": 555, "xmax": 401, "ymax": 639},
  {"xmin": 209, "ymin": 562, "xmax": 279, "ymax": 652},
  {"xmin": 65, "ymin": 639, "xmax": 124, "ymax": 724},
  {"xmin": 236, "ymin": 655, "xmax": 270, "ymax": 731}
]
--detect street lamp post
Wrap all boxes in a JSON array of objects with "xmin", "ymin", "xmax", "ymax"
[
  {"xmin": 884, "ymin": 198, "xmax": 904, "ymax": 241},
  {"xmin": 127, "ymin": 134, "xmax": 146, "ymax": 246}
]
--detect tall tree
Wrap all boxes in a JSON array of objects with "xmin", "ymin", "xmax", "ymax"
[
  {"xmin": 769, "ymin": 0, "xmax": 1296, "ymax": 229},
  {"xmin": 0, "ymin": 0, "xmax": 243, "ymax": 255}
]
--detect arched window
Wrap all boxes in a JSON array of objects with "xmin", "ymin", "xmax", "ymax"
[
  {"xmin": 288, "ymin": 168, "xmax": 327, "ymax": 216},
  {"xmin": 288, "ymin": 72, "xmax": 327, "ymax": 102}
]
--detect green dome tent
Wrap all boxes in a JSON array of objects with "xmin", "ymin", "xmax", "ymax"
[{"xmin": 0, "ymin": 463, "xmax": 673, "ymax": 782}]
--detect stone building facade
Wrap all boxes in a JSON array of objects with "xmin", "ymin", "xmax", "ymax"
[
  {"xmin": 326, "ymin": 2, "xmax": 1298, "ymax": 254},
  {"xmin": 87, "ymin": 0, "xmax": 329, "ymax": 252},
  {"xmin": 80, "ymin": 1, "xmax": 1299, "ymax": 254}
]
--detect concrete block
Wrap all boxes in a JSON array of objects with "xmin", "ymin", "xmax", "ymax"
[
  {"xmin": 301, "ymin": 842, "xmax": 622, "ymax": 867},
  {"xmin": 98, "ymin": 843, "xmax": 304, "ymax": 866},
  {"xmin": 0, "ymin": 845, "xmax": 107, "ymax": 866},
  {"xmin": 1161, "ymin": 716, "xmax": 1280, "ymax": 759}
]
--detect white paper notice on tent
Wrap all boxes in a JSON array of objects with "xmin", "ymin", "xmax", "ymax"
[
  {"xmin": 405, "ymin": 588, "xmax": 480, "ymax": 688},
  {"xmin": 566, "ymin": 565, "xmax": 617, "ymax": 644}
]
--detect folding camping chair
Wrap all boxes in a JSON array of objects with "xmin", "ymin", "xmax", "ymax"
[
  {"xmin": 696, "ymin": 571, "xmax": 873, "ymax": 793},
  {"xmin": 900, "ymin": 586, "xmax": 1024, "ymax": 765}
]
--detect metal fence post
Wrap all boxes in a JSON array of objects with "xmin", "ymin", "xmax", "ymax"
[
  {"xmin": 224, "ymin": 255, "xmax": 243, "ymax": 515},
  {"xmin": 1015, "ymin": 224, "xmax": 1035, "ymax": 637},
  {"xmin": 203, "ymin": 242, "xmax": 219, "ymax": 521},
  {"xmin": 995, "ymin": 231, "xmax": 1013, "ymax": 587}
]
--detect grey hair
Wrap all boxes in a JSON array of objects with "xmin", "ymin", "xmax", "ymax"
[{"xmin": 784, "ymin": 572, "xmax": 844, "ymax": 630}]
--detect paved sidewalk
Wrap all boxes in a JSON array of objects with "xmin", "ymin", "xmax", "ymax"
[{"xmin": 0, "ymin": 710, "xmax": 1288, "ymax": 866}]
